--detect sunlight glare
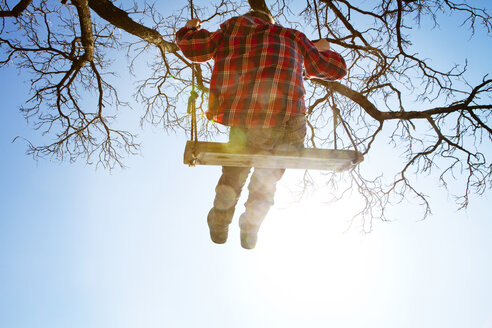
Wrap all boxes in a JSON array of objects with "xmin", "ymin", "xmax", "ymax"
[{"xmin": 244, "ymin": 176, "xmax": 383, "ymax": 320}]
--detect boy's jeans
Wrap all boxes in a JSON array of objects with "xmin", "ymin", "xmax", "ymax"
[{"xmin": 208, "ymin": 115, "xmax": 306, "ymax": 231}]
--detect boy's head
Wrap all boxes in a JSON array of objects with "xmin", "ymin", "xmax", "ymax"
[{"xmin": 247, "ymin": 9, "xmax": 276, "ymax": 24}]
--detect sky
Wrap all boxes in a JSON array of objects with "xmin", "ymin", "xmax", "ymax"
[{"xmin": 1, "ymin": 1, "xmax": 492, "ymax": 328}]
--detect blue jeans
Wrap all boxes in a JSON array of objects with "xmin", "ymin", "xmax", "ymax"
[{"xmin": 209, "ymin": 115, "xmax": 306, "ymax": 230}]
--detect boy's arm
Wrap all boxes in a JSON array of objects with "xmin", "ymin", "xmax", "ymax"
[
  {"xmin": 175, "ymin": 20, "xmax": 223, "ymax": 63},
  {"xmin": 300, "ymin": 35, "xmax": 347, "ymax": 81}
]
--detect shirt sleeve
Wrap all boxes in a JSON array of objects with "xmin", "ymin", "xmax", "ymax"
[
  {"xmin": 298, "ymin": 33, "xmax": 347, "ymax": 81},
  {"xmin": 175, "ymin": 27, "xmax": 223, "ymax": 63}
]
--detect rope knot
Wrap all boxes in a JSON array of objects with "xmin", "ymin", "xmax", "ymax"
[{"xmin": 187, "ymin": 90, "xmax": 199, "ymax": 114}]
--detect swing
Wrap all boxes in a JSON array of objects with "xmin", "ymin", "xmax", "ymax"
[
  {"xmin": 182, "ymin": 1, "xmax": 363, "ymax": 172},
  {"xmin": 184, "ymin": 140, "xmax": 362, "ymax": 171}
]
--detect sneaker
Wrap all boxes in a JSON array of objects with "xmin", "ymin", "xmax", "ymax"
[
  {"xmin": 209, "ymin": 225, "xmax": 229, "ymax": 244},
  {"xmin": 239, "ymin": 213, "xmax": 261, "ymax": 249},
  {"xmin": 240, "ymin": 229, "xmax": 258, "ymax": 249},
  {"xmin": 207, "ymin": 209, "xmax": 229, "ymax": 244}
]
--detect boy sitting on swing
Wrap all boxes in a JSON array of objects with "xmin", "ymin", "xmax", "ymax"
[{"xmin": 176, "ymin": 8, "xmax": 347, "ymax": 249}]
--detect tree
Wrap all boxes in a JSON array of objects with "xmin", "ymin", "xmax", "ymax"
[{"xmin": 1, "ymin": 0, "xmax": 491, "ymax": 226}]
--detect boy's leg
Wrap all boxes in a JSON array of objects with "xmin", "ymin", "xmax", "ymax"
[
  {"xmin": 239, "ymin": 115, "xmax": 306, "ymax": 249},
  {"xmin": 208, "ymin": 165, "xmax": 251, "ymax": 243},
  {"xmin": 208, "ymin": 126, "xmax": 251, "ymax": 244},
  {"xmin": 239, "ymin": 167, "xmax": 285, "ymax": 249}
]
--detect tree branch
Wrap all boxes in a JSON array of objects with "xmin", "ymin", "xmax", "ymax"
[
  {"xmin": 317, "ymin": 79, "xmax": 492, "ymax": 123},
  {"xmin": 87, "ymin": 0, "xmax": 178, "ymax": 52},
  {"xmin": 71, "ymin": 0, "xmax": 94, "ymax": 64},
  {"xmin": 0, "ymin": 0, "xmax": 32, "ymax": 17}
]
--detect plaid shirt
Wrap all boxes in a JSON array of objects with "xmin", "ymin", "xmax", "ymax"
[{"xmin": 176, "ymin": 14, "xmax": 347, "ymax": 128}]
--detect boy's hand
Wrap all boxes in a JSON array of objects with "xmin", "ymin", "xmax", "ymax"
[
  {"xmin": 185, "ymin": 19, "xmax": 202, "ymax": 29},
  {"xmin": 313, "ymin": 38, "xmax": 330, "ymax": 51}
]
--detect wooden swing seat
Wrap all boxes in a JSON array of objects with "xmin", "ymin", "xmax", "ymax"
[{"xmin": 183, "ymin": 141, "xmax": 363, "ymax": 171}]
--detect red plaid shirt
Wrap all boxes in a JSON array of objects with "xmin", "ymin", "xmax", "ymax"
[{"xmin": 176, "ymin": 14, "xmax": 347, "ymax": 128}]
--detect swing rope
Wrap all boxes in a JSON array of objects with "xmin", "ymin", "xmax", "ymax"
[
  {"xmin": 332, "ymin": 97, "xmax": 360, "ymax": 155},
  {"xmin": 313, "ymin": 0, "xmax": 339, "ymax": 150},
  {"xmin": 188, "ymin": 0, "xmax": 198, "ymax": 144},
  {"xmin": 313, "ymin": 0, "xmax": 322, "ymax": 40},
  {"xmin": 330, "ymin": 93, "xmax": 338, "ymax": 150},
  {"xmin": 188, "ymin": 71, "xmax": 198, "ymax": 143},
  {"xmin": 313, "ymin": 0, "xmax": 359, "ymax": 155}
]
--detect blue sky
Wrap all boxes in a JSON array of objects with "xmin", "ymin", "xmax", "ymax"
[{"xmin": 1, "ymin": 1, "xmax": 491, "ymax": 328}]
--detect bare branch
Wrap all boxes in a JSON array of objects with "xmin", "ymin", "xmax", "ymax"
[
  {"xmin": 87, "ymin": 0, "xmax": 178, "ymax": 52},
  {"xmin": 0, "ymin": 0, "xmax": 32, "ymax": 17}
]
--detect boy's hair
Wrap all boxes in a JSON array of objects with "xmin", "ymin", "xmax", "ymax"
[{"xmin": 246, "ymin": 9, "xmax": 276, "ymax": 24}]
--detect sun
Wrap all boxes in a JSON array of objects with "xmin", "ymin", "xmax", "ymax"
[{"xmin": 242, "ymin": 172, "xmax": 383, "ymax": 319}]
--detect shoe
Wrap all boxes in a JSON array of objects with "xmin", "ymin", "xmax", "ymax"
[
  {"xmin": 207, "ymin": 209, "xmax": 229, "ymax": 244},
  {"xmin": 209, "ymin": 225, "xmax": 229, "ymax": 244},
  {"xmin": 240, "ymin": 229, "xmax": 258, "ymax": 249},
  {"xmin": 239, "ymin": 213, "xmax": 261, "ymax": 249}
]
